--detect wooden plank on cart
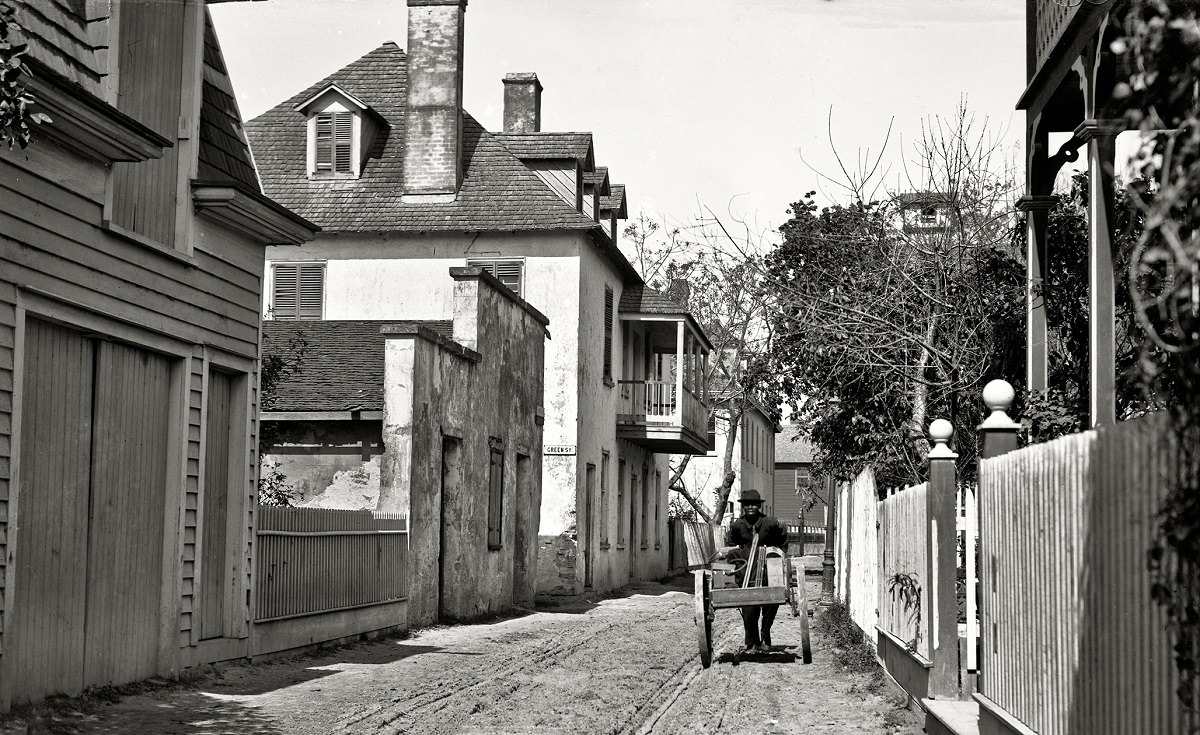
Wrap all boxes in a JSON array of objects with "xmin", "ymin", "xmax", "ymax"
[
  {"xmin": 712, "ymin": 587, "xmax": 788, "ymax": 608},
  {"xmin": 794, "ymin": 556, "xmax": 813, "ymax": 663}
]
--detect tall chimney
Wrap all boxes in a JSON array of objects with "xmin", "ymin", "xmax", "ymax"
[
  {"xmin": 403, "ymin": 0, "xmax": 468, "ymax": 199},
  {"xmin": 503, "ymin": 73, "xmax": 542, "ymax": 133}
]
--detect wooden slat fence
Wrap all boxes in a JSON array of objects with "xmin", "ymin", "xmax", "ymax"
[
  {"xmin": 835, "ymin": 467, "xmax": 879, "ymax": 636},
  {"xmin": 668, "ymin": 519, "xmax": 718, "ymax": 570},
  {"xmin": 957, "ymin": 483, "xmax": 978, "ymax": 674},
  {"xmin": 255, "ymin": 507, "xmax": 408, "ymax": 622},
  {"xmin": 877, "ymin": 482, "xmax": 929, "ymax": 659},
  {"xmin": 979, "ymin": 413, "xmax": 1194, "ymax": 734}
]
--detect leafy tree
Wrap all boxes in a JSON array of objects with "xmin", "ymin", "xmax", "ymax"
[
  {"xmin": 1110, "ymin": 0, "xmax": 1200, "ymax": 713},
  {"xmin": 765, "ymin": 107, "xmax": 1026, "ymax": 490},
  {"xmin": 621, "ymin": 214, "xmax": 777, "ymax": 525}
]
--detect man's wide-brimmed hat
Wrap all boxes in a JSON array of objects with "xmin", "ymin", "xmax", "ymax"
[{"xmin": 738, "ymin": 489, "xmax": 764, "ymax": 505}]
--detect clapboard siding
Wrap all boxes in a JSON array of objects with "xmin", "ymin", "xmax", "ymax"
[
  {"xmin": 0, "ymin": 284, "xmax": 15, "ymax": 654},
  {"xmin": 180, "ymin": 355, "xmax": 205, "ymax": 645}
]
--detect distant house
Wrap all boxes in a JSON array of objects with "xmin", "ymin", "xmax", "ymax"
[
  {"xmin": 246, "ymin": 0, "xmax": 712, "ymax": 598},
  {"xmin": 771, "ymin": 426, "xmax": 829, "ymax": 549},
  {"xmin": 896, "ymin": 191, "xmax": 954, "ymax": 233},
  {"xmin": 0, "ymin": 2, "xmax": 314, "ymax": 708},
  {"xmin": 262, "ymin": 268, "xmax": 548, "ymax": 625}
]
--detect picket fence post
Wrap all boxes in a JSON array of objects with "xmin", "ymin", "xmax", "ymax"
[{"xmin": 926, "ymin": 418, "xmax": 959, "ymax": 699}]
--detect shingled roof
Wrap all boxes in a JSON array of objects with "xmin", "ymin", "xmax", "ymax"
[
  {"xmin": 262, "ymin": 319, "xmax": 454, "ymax": 412},
  {"xmin": 619, "ymin": 285, "xmax": 690, "ymax": 315},
  {"xmin": 775, "ymin": 426, "xmax": 816, "ymax": 464},
  {"xmin": 600, "ymin": 183, "xmax": 627, "ymax": 215},
  {"xmin": 14, "ymin": 1, "xmax": 101, "ymax": 95},
  {"xmin": 496, "ymin": 132, "xmax": 596, "ymax": 168},
  {"xmin": 197, "ymin": 14, "xmax": 259, "ymax": 191},
  {"xmin": 246, "ymin": 44, "xmax": 602, "ymax": 234}
]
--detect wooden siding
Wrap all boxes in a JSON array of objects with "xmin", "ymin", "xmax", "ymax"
[
  {"xmin": 978, "ymin": 414, "xmax": 1195, "ymax": 734},
  {"xmin": 877, "ymin": 482, "xmax": 929, "ymax": 659},
  {"xmin": 255, "ymin": 508, "xmax": 408, "ymax": 622},
  {"xmin": 0, "ymin": 282, "xmax": 13, "ymax": 656},
  {"xmin": 527, "ymin": 161, "xmax": 578, "ymax": 210},
  {"xmin": 110, "ymin": 1, "xmax": 186, "ymax": 245},
  {"xmin": 200, "ymin": 370, "xmax": 233, "ymax": 640}
]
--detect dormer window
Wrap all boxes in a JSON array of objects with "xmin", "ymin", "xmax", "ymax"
[{"xmin": 296, "ymin": 84, "xmax": 383, "ymax": 180}]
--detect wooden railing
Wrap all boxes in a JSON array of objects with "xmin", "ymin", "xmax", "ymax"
[
  {"xmin": 255, "ymin": 507, "xmax": 408, "ymax": 622},
  {"xmin": 1033, "ymin": 0, "xmax": 1081, "ymax": 71},
  {"xmin": 979, "ymin": 413, "xmax": 1190, "ymax": 734},
  {"xmin": 878, "ymin": 482, "xmax": 930, "ymax": 660},
  {"xmin": 617, "ymin": 380, "xmax": 708, "ymax": 433}
]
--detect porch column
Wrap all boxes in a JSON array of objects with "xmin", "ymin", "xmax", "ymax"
[
  {"xmin": 1019, "ymin": 117, "xmax": 1056, "ymax": 392},
  {"xmin": 675, "ymin": 320, "xmax": 685, "ymax": 423},
  {"xmin": 1076, "ymin": 119, "xmax": 1124, "ymax": 427}
]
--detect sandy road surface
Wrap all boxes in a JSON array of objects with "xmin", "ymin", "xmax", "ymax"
[{"xmin": 8, "ymin": 577, "xmax": 921, "ymax": 735}]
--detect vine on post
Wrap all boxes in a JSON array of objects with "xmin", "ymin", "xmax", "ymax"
[{"xmin": 1112, "ymin": 0, "xmax": 1200, "ymax": 714}]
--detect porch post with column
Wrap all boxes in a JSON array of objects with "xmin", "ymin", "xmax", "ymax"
[
  {"xmin": 1076, "ymin": 118, "xmax": 1125, "ymax": 427},
  {"xmin": 1016, "ymin": 194, "xmax": 1056, "ymax": 393},
  {"xmin": 675, "ymin": 320, "xmax": 685, "ymax": 424},
  {"xmin": 926, "ymin": 419, "xmax": 959, "ymax": 699}
]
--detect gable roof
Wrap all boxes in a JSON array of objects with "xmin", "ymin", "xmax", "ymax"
[
  {"xmin": 262, "ymin": 319, "xmax": 454, "ymax": 412},
  {"xmin": 246, "ymin": 43, "xmax": 602, "ymax": 234},
  {"xmin": 775, "ymin": 426, "xmax": 816, "ymax": 464},
  {"xmin": 601, "ymin": 183, "xmax": 627, "ymax": 216},
  {"xmin": 619, "ymin": 284, "xmax": 689, "ymax": 315}
]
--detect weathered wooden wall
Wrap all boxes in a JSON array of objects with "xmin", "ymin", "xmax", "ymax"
[{"xmin": 978, "ymin": 413, "xmax": 1196, "ymax": 734}]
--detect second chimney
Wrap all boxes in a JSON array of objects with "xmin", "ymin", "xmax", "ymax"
[
  {"xmin": 503, "ymin": 73, "xmax": 542, "ymax": 133},
  {"xmin": 403, "ymin": 0, "xmax": 468, "ymax": 198}
]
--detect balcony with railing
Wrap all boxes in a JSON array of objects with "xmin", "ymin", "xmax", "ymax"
[{"xmin": 616, "ymin": 285, "xmax": 712, "ymax": 455}]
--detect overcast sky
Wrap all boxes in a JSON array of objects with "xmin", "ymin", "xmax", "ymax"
[{"xmin": 210, "ymin": 0, "xmax": 1027, "ymax": 234}]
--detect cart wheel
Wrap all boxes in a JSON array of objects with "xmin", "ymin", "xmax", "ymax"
[
  {"xmin": 783, "ymin": 555, "xmax": 801, "ymax": 618},
  {"xmin": 694, "ymin": 571, "xmax": 713, "ymax": 668},
  {"xmin": 791, "ymin": 557, "xmax": 813, "ymax": 664}
]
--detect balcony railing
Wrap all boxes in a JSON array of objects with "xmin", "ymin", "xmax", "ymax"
[
  {"xmin": 1034, "ymin": 0, "xmax": 1081, "ymax": 71},
  {"xmin": 617, "ymin": 380, "xmax": 710, "ymax": 453}
]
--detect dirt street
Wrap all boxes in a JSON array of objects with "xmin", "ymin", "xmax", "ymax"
[{"xmin": 10, "ymin": 576, "xmax": 921, "ymax": 735}]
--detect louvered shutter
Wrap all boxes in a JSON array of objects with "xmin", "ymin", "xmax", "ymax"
[
  {"xmin": 466, "ymin": 259, "xmax": 523, "ymax": 297},
  {"xmin": 297, "ymin": 263, "xmax": 325, "ymax": 319},
  {"xmin": 603, "ymin": 286, "xmax": 613, "ymax": 379},
  {"xmin": 334, "ymin": 112, "xmax": 353, "ymax": 173},
  {"xmin": 315, "ymin": 114, "xmax": 333, "ymax": 173},
  {"xmin": 272, "ymin": 264, "xmax": 299, "ymax": 319}
]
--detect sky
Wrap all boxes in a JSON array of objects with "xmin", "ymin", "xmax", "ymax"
[{"xmin": 209, "ymin": 0, "xmax": 1027, "ymax": 235}]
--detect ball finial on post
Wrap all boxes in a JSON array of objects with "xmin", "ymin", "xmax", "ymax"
[
  {"xmin": 982, "ymin": 379, "xmax": 1015, "ymax": 413},
  {"xmin": 978, "ymin": 378, "xmax": 1021, "ymax": 458},
  {"xmin": 928, "ymin": 418, "xmax": 957, "ymax": 458}
]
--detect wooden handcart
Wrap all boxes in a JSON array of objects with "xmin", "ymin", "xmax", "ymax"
[{"xmin": 693, "ymin": 534, "xmax": 812, "ymax": 668}]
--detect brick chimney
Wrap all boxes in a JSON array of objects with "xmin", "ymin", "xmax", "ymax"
[
  {"xmin": 502, "ymin": 73, "xmax": 542, "ymax": 133},
  {"xmin": 403, "ymin": 0, "xmax": 468, "ymax": 199}
]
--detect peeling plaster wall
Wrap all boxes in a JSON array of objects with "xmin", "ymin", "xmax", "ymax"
[
  {"xmin": 263, "ymin": 420, "xmax": 383, "ymax": 507},
  {"xmin": 378, "ymin": 273, "xmax": 545, "ymax": 627}
]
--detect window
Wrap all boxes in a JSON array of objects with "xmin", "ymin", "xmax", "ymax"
[
  {"xmin": 315, "ymin": 111, "xmax": 353, "ymax": 176},
  {"xmin": 603, "ymin": 286, "xmax": 614, "ymax": 382},
  {"xmin": 600, "ymin": 452, "xmax": 610, "ymax": 547},
  {"xmin": 467, "ymin": 258, "xmax": 524, "ymax": 297},
  {"xmin": 270, "ymin": 262, "xmax": 325, "ymax": 320},
  {"xmin": 795, "ymin": 466, "xmax": 812, "ymax": 493},
  {"xmin": 919, "ymin": 206, "xmax": 937, "ymax": 225},
  {"xmin": 617, "ymin": 459, "xmax": 626, "ymax": 546},
  {"xmin": 487, "ymin": 447, "xmax": 504, "ymax": 549}
]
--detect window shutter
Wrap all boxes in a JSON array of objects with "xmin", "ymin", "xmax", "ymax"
[
  {"xmin": 334, "ymin": 112, "xmax": 353, "ymax": 174},
  {"xmin": 466, "ymin": 259, "xmax": 523, "ymax": 297},
  {"xmin": 315, "ymin": 114, "xmax": 333, "ymax": 173},
  {"xmin": 272, "ymin": 264, "xmax": 299, "ymax": 319},
  {"xmin": 487, "ymin": 449, "xmax": 504, "ymax": 549},
  {"xmin": 603, "ymin": 286, "xmax": 613, "ymax": 379},
  {"xmin": 297, "ymin": 263, "xmax": 324, "ymax": 319}
]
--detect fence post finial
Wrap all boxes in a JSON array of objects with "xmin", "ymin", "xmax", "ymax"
[
  {"xmin": 978, "ymin": 379, "xmax": 1021, "ymax": 459},
  {"xmin": 928, "ymin": 418, "xmax": 957, "ymax": 459}
]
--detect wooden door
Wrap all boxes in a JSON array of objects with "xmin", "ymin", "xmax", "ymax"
[
  {"xmin": 9, "ymin": 320, "xmax": 94, "ymax": 702},
  {"xmin": 584, "ymin": 464, "xmax": 596, "ymax": 588},
  {"xmin": 83, "ymin": 340, "xmax": 170, "ymax": 687},
  {"xmin": 199, "ymin": 371, "xmax": 232, "ymax": 640}
]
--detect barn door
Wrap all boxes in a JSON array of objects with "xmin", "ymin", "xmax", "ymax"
[
  {"xmin": 82, "ymin": 340, "xmax": 170, "ymax": 687},
  {"xmin": 199, "ymin": 370, "xmax": 232, "ymax": 640},
  {"xmin": 9, "ymin": 320, "xmax": 94, "ymax": 702},
  {"xmin": 9, "ymin": 320, "xmax": 171, "ymax": 702}
]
